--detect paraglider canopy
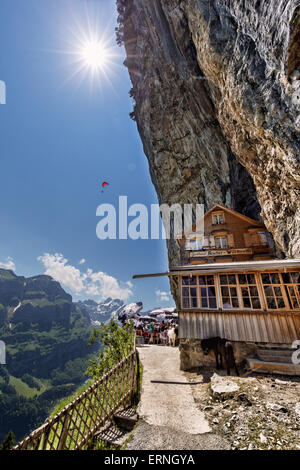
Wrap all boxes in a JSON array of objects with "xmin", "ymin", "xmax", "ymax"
[{"xmin": 100, "ymin": 181, "xmax": 109, "ymax": 193}]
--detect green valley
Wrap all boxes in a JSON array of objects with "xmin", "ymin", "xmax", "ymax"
[{"xmin": 0, "ymin": 268, "xmax": 96, "ymax": 442}]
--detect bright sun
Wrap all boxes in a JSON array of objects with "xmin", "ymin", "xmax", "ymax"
[
  {"xmin": 58, "ymin": 9, "xmax": 121, "ymax": 88},
  {"xmin": 80, "ymin": 41, "xmax": 109, "ymax": 70}
]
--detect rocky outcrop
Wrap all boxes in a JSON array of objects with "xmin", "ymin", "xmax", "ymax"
[
  {"xmin": 0, "ymin": 269, "xmax": 26, "ymax": 311},
  {"xmin": 117, "ymin": 0, "xmax": 300, "ymax": 269},
  {"xmin": 0, "ymin": 271, "xmax": 72, "ymax": 328},
  {"xmin": 0, "ymin": 268, "xmax": 94, "ymax": 378}
]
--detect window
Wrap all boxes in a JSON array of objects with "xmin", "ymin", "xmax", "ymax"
[
  {"xmin": 182, "ymin": 276, "xmax": 198, "ymax": 308},
  {"xmin": 212, "ymin": 212, "xmax": 225, "ymax": 225},
  {"xmin": 215, "ymin": 236, "xmax": 228, "ymax": 249},
  {"xmin": 181, "ymin": 275, "xmax": 217, "ymax": 309},
  {"xmin": 258, "ymin": 231, "xmax": 268, "ymax": 245},
  {"xmin": 180, "ymin": 271, "xmax": 300, "ymax": 312},
  {"xmin": 219, "ymin": 273, "xmax": 261, "ymax": 310},
  {"xmin": 238, "ymin": 274, "xmax": 261, "ymax": 309},
  {"xmin": 219, "ymin": 274, "xmax": 239, "ymax": 309},
  {"xmin": 249, "ymin": 230, "xmax": 268, "ymax": 246},
  {"xmin": 186, "ymin": 237, "xmax": 203, "ymax": 250},
  {"xmin": 261, "ymin": 273, "xmax": 286, "ymax": 309},
  {"xmin": 281, "ymin": 272, "xmax": 300, "ymax": 309},
  {"xmin": 198, "ymin": 275, "xmax": 217, "ymax": 308}
]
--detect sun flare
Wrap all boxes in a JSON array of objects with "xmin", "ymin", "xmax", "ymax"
[
  {"xmin": 80, "ymin": 41, "xmax": 109, "ymax": 70},
  {"xmin": 55, "ymin": 7, "xmax": 122, "ymax": 89}
]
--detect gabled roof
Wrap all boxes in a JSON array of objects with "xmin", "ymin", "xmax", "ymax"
[
  {"xmin": 204, "ymin": 204, "xmax": 264, "ymax": 226},
  {"xmin": 181, "ymin": 204, "xmax": 264, "ymax": 241}
]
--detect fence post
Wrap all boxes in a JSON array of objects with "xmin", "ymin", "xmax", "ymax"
[
  {"xmin": 131, "ymin": 338, "xmax": 138, "ymax": 404},
  {"xmin": 57, "ymin": 412, "xmax": 70, "ymax": 450},
  {"xmin": 41, "ymin": 423, "xmax": 51, "ymax": 450}
]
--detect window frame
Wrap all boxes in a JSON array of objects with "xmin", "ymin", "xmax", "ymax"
[
  {"xmin": 248, "ymin": 229, "xmax": 268, "ymax": 247},
  {"xmin": 198, "ymin": 275, "xmax": 218, "ymax": 309},
  {"xmin": 212, "ymin": 211, "xmax": 225, "ymax": 225},
  {"xmin": 180, "ymin": 270, "xmax": 300, "ymax": 312},
  {"xmin": 257, "ymin": 231, "xmax": 268, "ymax": 246},
  {"xmin": 260, "ymin": 272, "xmax": 290, "ymax": 311},
  {"xmin": 181, "ymin": 275, "xmax": 218, "ymax": 310},
  {"xmin": 281, "ymin": 272, "xmax": 300, "ymax": 310},
  {"xmin": 237, "ymin": 273, "xmax": 263, "ymax": 310},
  {"xmin": 218, "ymin": 274, "xmax": 241, "ymax": 310},
  {"xmin": 185, "ymin": 237, "xmax": 203, "ymax": 251},
  {"xmin": 181, "ymin": 275, "xmax": 199, "ymax": 309},
  {"xmin": 215, "ymin": 236, "xmax": 228, "ymax": 249}
]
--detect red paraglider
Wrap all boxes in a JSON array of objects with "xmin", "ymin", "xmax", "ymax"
[{"xmin": 101, "ymin": 181, "xmax": 109, "ymax": 193}]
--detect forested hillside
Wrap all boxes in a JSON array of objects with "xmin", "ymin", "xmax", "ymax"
[{"xmin": 0, "ymin": 268, "xmax": 96, "ymax": 442}]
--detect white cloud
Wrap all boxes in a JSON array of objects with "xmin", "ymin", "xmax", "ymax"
[
  {"xmin": 0, "ymin": 257, "xmax": 16, "ymax": 272},
  {"xmin": 38, "ymin": 253, "xmax": 84, "ymax": 294},
  {"xmin": 155, "ymin": 289, "xmax": 170, "ymax": 302},
  {"xmin": 79, "ymin": 258, "xmax": 86, "ymax": 265},
  {"xmin": 37, "ymin": 253, "xmax": 133, "ymax": 301}
]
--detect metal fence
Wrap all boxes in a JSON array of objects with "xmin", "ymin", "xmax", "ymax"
[{"xmin": 14, "ymin": 349, "xmax": 137, "ymax": 450}]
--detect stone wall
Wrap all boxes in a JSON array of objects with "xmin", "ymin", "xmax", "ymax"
[{"xmin": 179, "ymin": 338, "xmax": 257, "ymax": 370}]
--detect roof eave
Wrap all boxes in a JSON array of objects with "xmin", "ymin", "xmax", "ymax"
[{"xmin": 132, "ymin": 259, "xmax": 300, "ymax": 279}]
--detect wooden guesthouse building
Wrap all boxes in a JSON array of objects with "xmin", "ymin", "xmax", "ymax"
[{"xmin": 134, "ymin": 205, "xmax": 300, "ymax": 375}]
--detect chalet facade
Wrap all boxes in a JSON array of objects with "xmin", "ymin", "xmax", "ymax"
[
  {"xmin": 180, "ymin": 204, "xmax": 275, "ymax": 265},
  {"xmin": 134, "ymin": 205, "xmax": 300, "ymax": 375}
]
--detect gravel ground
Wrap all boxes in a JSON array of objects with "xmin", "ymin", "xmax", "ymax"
[
  {"xmin": 126, "ymin": 421, "xmax": 230, "ymax": 450},
  {"xmin": 126, "ymin": 345, "xmax": 230, "ymax": 450},
  {"xmin": 185, "ymin": 368, "xmax": 300, "ymax": 450}
]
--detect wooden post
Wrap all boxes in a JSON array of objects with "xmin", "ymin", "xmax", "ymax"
[
  {"xmin": 129, "ymin": 347, "xmax": 136, "ymax": 405},
  {"xmin": 57, "ymin": 412, "xmax": 70, "ymax": 450}
]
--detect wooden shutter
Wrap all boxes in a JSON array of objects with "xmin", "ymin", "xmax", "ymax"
[
  {"xmin": 244, "ymin": 232, "xmax": 252, "ymax": 247},
  {"xmin": 227, "ymin": 233, "xmax": 234, "ymax": 248}
]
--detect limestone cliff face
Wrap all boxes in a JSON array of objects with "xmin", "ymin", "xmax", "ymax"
[{"xmin": 117, "ymin": 0, "xmax": 300, "ymax": 265}]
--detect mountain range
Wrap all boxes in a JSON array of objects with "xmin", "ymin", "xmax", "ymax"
[{"xmin": 74, "ymin": 297, "xmax": 125, "ymax": 324}]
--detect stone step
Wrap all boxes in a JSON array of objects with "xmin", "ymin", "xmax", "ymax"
[
  {"xmin": 247, "ymin": 358, "xmax": 300, "ymax": 376},
  {"xmin": 113, "ymin": 407, "xmax": 138, "ymax": 431},
  {"xmin": 257, "ymin": 354, "xmax": 293, "ymax": 363},
  {"xmin": 93, "ymin": 423, "xmax": 129, "ymax": 449},
  {"xmin": 257, "ymin": 348, "xmax": 293, "ymax": 356},
  {"xmin": 257, "ymin": 348, "xmax": 294, "ymax": 363}
]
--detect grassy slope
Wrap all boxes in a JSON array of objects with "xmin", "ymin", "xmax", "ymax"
[
  {"xmin": 8, "ymin": 376, "xmax": 48, "ymax": 398},
  {"xmin": 50, "ymin": 380, "xmax": 93, "ymax": 416}
]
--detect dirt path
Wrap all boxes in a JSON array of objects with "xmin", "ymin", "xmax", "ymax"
[{"xmin": 126, "ymin": 345, "xmax": 229, "ymax": 450}]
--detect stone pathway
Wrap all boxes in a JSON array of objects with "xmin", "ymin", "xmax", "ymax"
[{"xmin": 126, "ymin": 345, "xmax": 229, "ymax": 450}]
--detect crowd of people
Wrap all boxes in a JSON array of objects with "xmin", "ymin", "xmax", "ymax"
[{"xmin": 134, "ymin": 319, "xmax": 179, "ymax": 346}]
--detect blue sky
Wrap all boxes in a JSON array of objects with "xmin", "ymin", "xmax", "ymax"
[{"xmin": 0, "ymin": 0, "xmax": 174, "ymax": 310}]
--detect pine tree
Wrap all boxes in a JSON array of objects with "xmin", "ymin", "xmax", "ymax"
[{"xmin": 0, "ymin": 430, "xmax": 15, "ymax": 450}]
